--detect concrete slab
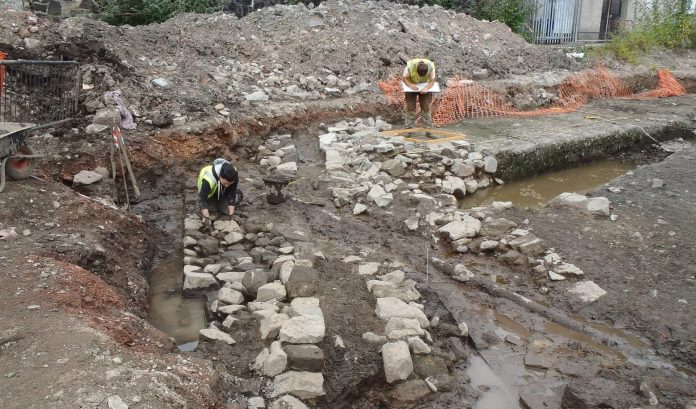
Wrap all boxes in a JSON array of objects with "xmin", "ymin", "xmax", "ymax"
[{"xmin": 439, "ymin": 95, "xmax": 696, "ymax": 179}]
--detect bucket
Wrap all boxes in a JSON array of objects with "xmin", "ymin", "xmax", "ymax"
[{"xmin": 262, "ymin": 175, "xmax": 292, "ymax": 204}]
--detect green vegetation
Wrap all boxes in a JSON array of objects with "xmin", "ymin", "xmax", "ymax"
[
  {"xmin": 591, "ymin": 0, "xmax": 696, "ymax": 63},
  {"xmin": 94, "ymin": 0, "xmax": 230, "ymax": 26},
  {"xmin": 396, "ymin": 0, "xmax": 534, "ymax": 40},
  {"xmin": 465, "ymin": 0, "xmax": 533, "ymax": 40}
]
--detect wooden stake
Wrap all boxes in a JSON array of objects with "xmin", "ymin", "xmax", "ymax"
[{"xmin": 113, "ymin": 127, "xmax": 140, "ymax": 198}]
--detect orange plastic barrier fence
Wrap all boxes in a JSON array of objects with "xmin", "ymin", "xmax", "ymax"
[{"xmin": 379, "ymin": 65, "xmax": 686, "ymax": 127}]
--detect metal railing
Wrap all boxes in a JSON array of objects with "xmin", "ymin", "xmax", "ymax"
[
  {"xmin": 529, "ymin": 0, "xmax": 583, "ymax": 44},
  {"xmin": 0, "ymin": 60, "xmax": 80, "ymax": 127}
]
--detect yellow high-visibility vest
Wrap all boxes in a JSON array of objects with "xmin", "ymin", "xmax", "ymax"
[{"xmin": 197, "ymin": 165, "xmax": 218, "ymax": 199}]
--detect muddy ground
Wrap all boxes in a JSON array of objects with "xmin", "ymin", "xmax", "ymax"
[{"xmin": 1, "ymin": 1, "xmax": 696, "ymax": 409}]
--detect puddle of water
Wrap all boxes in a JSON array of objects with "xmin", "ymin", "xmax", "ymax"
[
  {"xmin": 147, "ymin": 254, "xmax": 206, "ymax": 347},
  {"xmin": 467, "ymin": 355, "xmax": 522, "ymax": 409},
  {"xmin": 544, "ymin": 321, "xmax": 625, "ymax": 363},
  {"xmin": 573, "ymin": 316, "xmax": 649, "ymax": 350},
  {"xmin": 460, "ymin": 159, "xmax": 635, "ymax": 209},
  {"xmin": 475, "ymin": 305, "xmax": 533, "ymax": 340}
]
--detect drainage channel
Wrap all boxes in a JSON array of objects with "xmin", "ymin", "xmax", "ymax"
[
  {"xmin": 146, "ymin": 250, "xmax": 207, "ymax": 351},
  {"xmin": 459, "ymin": 158, "xmax": 635, "ymax": 209}
]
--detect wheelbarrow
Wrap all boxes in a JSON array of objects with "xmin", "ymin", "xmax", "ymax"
[{"xmin": 0, "ymin": 122, "xmax": 40, "ymax": 193}]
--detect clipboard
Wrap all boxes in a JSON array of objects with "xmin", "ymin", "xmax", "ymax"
[{"xmin": 401, "ymin": 81, "xmax": 441, "ymax": 93}]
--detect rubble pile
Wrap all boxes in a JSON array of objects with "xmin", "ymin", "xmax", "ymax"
[
  {"xmin": 317, "ymin": 118, "xmax": 500, "ymax": 212},
  {"xmin": 428, "ymin": 200, "xmax": 608, "ymax": 303},
  {"xmin": 7, "ymin": 0, "xmax": 581, "ymax": 130}
]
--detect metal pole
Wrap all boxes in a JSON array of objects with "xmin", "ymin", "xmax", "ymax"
[
  {"xmin": 574, "ymin": 0, "xmax": 582, "ymax": 42},
  {"xmin": 604, "ymin": 0, "xmax": 613, "ymax": 40},
  {"xmin": 73, "ymin": 65, "xmax": 80, "ymax": 117}
]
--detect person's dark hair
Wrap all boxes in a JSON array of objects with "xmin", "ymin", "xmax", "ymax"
[
  {"xmin": 219, "ymin": 162, "xmax": 237, "ymax": 182},
  {"xmin": 416, "ymin": 62, "xmax": 429, "ymax": 76}
]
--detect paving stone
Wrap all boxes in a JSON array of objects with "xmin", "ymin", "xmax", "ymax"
[
  {"xmin": 481, "ymin": 218, "xmax": 517, "ymax": 237},
  {"xmin": 260, "ymin": 313, "xmax": 289, "ymax": 339},
  {"xmin": 264, "ymin": 341, "xmax": 288, "ymax": 377},
  {"xmin": 270, "ymin": 371, "xmax": 325, "ymax": 399},
  {"xmin": 214, "ymin": 219, "xmax": 243, "ymax": 233},
  {"xmin": 586, "ymin": 197, "xmax": 610, "ymax": 216},
  {"xmin": 218, "ymin": 288, "xmax": 245, "ymax": 305},
  {"xmin": 508, "ymin": 234, "xmax": 545, "ymax": 256},
  {"xmin": 551, "ymin": 192, "xmax": 588, "ymax": 208},
  {"xmin": 376, "ymin": 297, "xmax": 429, "ymax": 328},
  {"xmin": 252, "ymin": 348, "xmax": 270, "ymax": 372},
  {"xmin": 289, "ymin": 297, "xmax": 323, "ymax": 319},
  {"xmin": 483, "ymin": 156, "xmax": 498, "ymax": 173},
  {"xmin": 284, "ymin": 344, "xmax": 324, "ymax": 372},
  {"xmin": 382, "ymin": 340, "xmax": 413, "ymax": 383},
  {"xmin": 369, "ymin": 281, "xmax": 421, "ymax": 302},
  {"xmin": 362, "ymin": 332, "xmax": 388, "ymax": 344},
  {"xmin": 567, "ymin": 280, "xmax": 607, "ymax": 302},
  {"xmin": 183, "ymin": 272, "xmax": 219, "ymax": 294},
  {"xmin": 285, "ymin": 266, "xmax": 318, "ymax": 298},
  {"xmin": 407, "ymin": 336, "xmax": 432, "ymax": 354},
  {"xmin": 556, "ymin": 262, "xmax": 584, "ymax": 276},
  {"xmin": 243, "ymin": 270, "xmax": 271, "ymax": 296},
  {"xmin": 256, "ymin": 282, "xmax": 287, "ymax": 302},
  {"xmin": 271, "ymin": 395, "xmax": 309, "ymax": 409},
  {"xmin": 279, "ymin": 315, "xmax": 325, "ymax": 344},
  {"xmin": 381, "ymin": 270, "xmax": 405, "ymax": 284},
  {"xmin": 217, "ymin": 271, "xmax": 247, "ymax": 283},
  {"xmin": 218, "ymin": 304, "xmax": 246, "ymax": 315},
  {"xmin": 385, "ymin": 317, "xmax": 424, "ymax": 340},
  {"xmin": 199, "ymin": 327, "xmax": 235, "ymax": 345},
  {"xmin": 358, "ymin": 262, "xmax": 381, "ymax": 275},
  {"xmin": 438, "ymin": 216, "xmax": 481, "ymax": 240},
  {"xmin": 247, "ymin": 396, "xmax": 265, "ymax": 409}
]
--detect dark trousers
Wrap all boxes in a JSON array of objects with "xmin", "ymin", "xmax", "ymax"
[{"xmin": 404, "ymin": 92, "xmax": 433, "ymax": 128}]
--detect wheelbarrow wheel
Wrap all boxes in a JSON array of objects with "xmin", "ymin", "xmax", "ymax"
[{"xmin": 6, "ymin": 144, "xmax": 36, "ymax": 180}]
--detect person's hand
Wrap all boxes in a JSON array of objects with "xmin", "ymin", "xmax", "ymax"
[{"xmin": 408, "ymin": 83, "xmax": 419, "ymax": 91}]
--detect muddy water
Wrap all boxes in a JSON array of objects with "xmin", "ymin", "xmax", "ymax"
[
  {"xmin": 475, "ymin": 305, "xmax": 532, "ymax": 340},
  {"xmin": 466, "ymin": 355, "xmax": 522, "ymax": 409},
  {"xmin": 147, "ymin": 254, "xmax": 206, "ymax": 348},
  {"xmin": 460, "ymin": 159, "xmax": 635, "ymax": 208},
  {"xmin": 573, "ymin": 316, "xmax": 649, "ymax": 350},
  {"xmin": 544, "ymin": 321, "xmax": 625, "ymax": 363}
]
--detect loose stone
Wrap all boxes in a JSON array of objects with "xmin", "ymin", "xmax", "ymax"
[{"xmin": 382, "ymin": 340, "xmax": 414, "ymax": 383}]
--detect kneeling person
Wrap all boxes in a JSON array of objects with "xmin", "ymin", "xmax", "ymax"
[{"xmin": 197, "ymin": 158, "xmax": 241, "ymax": 226}]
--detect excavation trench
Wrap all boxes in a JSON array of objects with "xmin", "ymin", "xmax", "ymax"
[{"xmin": 130, "ymin": 92, "xmax": 695, "ymax": 408}]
